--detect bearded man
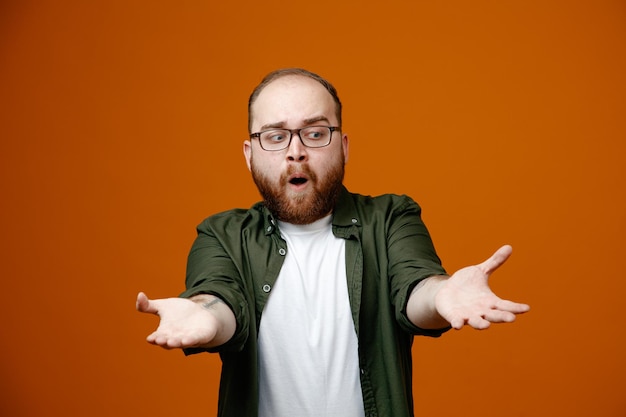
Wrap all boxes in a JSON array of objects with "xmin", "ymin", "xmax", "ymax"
[{"xmin": 137, "ymin": 68, "xmax": 530, "ymax": 417}]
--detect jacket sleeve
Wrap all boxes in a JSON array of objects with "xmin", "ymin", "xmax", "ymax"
[
  {"xmin": 179, "ymin": 217, "xmax": 250, "ymax": 354},
  {"xmin": 386, "ymin": 195, "xmax": 450, "ymax": 336}
]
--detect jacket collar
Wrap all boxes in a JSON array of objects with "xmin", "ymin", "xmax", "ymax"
[
  {"xmin": 332, "ymin": 185, "xmax": 361, "ymax": 228},
  {"xmin": 258, "ymin": 184, "xmax": 360, "ymax": 235}
]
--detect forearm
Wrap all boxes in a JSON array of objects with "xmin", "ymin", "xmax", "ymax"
[
  {"xmin": 189, "ymin": 294, "xmax": 237, "ymax": 348},
  {"xmin": 406, "ymin": 275, "xmax": 450, "ymax": 329}
]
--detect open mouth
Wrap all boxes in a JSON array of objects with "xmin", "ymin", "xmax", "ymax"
[
  {"xmin": 287, "ymin": 171, "xmax": 310, "ymax": 188},
  {"xmin": 289, "ymin": 177, "xmax": 308, "ymax": 185}
]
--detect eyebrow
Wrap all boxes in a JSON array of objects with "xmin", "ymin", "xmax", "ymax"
[{"xmin": 259, "ymin": 115, "xmax": 331, "ymax": 131}]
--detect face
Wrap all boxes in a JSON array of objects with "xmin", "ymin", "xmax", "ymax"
[{"xmin": 244, "ymin": 75, "xmax": 349, "ymax": 225}]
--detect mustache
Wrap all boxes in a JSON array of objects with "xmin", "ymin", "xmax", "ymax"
[{"xmin": 281, "ymin": 164, "xmax": 317, "ymax": 183}]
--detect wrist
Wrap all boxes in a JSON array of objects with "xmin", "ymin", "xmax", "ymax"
[{"xmin": 408, "ymin": 275, "xmax": 450, "ymax": 329}]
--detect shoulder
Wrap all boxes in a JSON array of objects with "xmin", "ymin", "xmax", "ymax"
[
  {"xmin": 349, "ymin": 190, "xmax": 420, "ymax": 209},
  {"xmin": 336, "ymin": 188, "xmax": 422, "ymax": 221},
  {"xmin": 196, "ymin": 202, "xmax": 267, "ymax": 232}
]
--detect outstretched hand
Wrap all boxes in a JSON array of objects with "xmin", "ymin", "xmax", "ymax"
[
  {"xmin": 136, "ymin": 292, "xmax": 221, "ymax": 349},
  {"xmin": 435, "ymin": 245, "xmax": 530, "ymax": 330}
]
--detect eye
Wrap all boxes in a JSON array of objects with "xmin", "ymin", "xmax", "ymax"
[
  {"xmin": 262, "ymin": 130, "xmax": 288, "ymax": 143},
  {"xmin": 302, "ymin": 127, "xmax": 327, "ymax": 141}
]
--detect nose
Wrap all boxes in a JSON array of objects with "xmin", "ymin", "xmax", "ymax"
[{"xmin": 286, "ymin": 132, "xmax": 308, "ymax": 162}]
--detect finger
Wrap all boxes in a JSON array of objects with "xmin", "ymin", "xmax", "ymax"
[
  {"xmin": 146, "ymin": 331, "xmax": 157, "ymax": 344},
  {"xmin": 467, "ymin": 315, "xmax": 491, "ymax": 330},
  {"xmin": 495, "ymin": 299, "xmax": 531, "ymax": 314},
  {"xmin": 482, "ymin": 309, "xmax": 516, "ymax": 324},
  {"xmin": 478, "ymin": 245, "xmax": 513, "ymax": 275},
  {"xmin": 151, "ymin": 334, "xmax": 180, "ymax": 350},
  {"xmin": 449, "ymin": 315, "xmax": 485, "ymax": 330},
  {"xmin": 449, "ymin": 317, "xmax": 466, "ymax": 330}
]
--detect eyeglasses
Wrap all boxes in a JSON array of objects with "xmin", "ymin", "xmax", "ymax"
[{"xmin": 249, "ymin": 126, "xmax": 340, "ymax": 151}]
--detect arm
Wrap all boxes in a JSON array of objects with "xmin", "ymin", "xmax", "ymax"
[
  {"xmin": 406, "ymin": 245, "xmax": 530, "ymax": 330},
  {"xmin": 136, "ymin": 291, "xmax": 236, "ymax": 349}
]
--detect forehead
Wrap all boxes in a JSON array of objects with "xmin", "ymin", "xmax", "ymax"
[{"xmin": 250, "ymin": 76, "xmax": 337, "ymax": 131}]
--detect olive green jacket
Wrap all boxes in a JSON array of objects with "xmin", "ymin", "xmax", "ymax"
[{"xmin": 181, "ymin": 186, "xmax": 448, "ymax": 417}]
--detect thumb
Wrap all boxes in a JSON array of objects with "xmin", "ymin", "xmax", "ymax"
[
  {"xmin": 136, "ymin": 292, "xmax": 157, "ymax": 314},
  {"xmin": 478, "ymin": 245, "xmax": 513, "ymax": 275}
]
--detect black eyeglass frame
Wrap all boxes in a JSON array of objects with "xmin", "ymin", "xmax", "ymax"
[{"xmin": 249, "ymin": 126, "xmax": 340, "ymax": 151}]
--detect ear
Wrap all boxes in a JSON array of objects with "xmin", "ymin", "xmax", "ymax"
[
  {"xmin": 243, "ymin": 140, "xmax": 252, "ymax": 171},
  {"xmin": 342, "ymin": 133, "xmax": 349, "ymax": 163}
]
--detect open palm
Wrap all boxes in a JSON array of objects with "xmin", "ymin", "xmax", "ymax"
[
  {"xmin": 435, "ymin": 245, "xmax": 530, "ymax": 330},
  {"xmin": 136, "ymin": 292, "xmax": 219, "ymax": 349}
]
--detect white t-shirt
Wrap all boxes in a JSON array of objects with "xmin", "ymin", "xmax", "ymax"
[{"xmin": 258, "ymin": 215, "xmax": 365, "ymax": 417}]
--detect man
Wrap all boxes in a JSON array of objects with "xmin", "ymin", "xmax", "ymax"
[{"xmin": 136, "ymin": 68, "xmax": 530, "ymax": 417}]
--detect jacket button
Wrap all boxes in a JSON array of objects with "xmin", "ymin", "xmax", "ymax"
[
  {"xmin": 278, "ymin": 248, "xmax": 286, "ymax": 256},
  {"xmin": 262, "ymin": 284, "xmax": 271, "ymax": 293}
]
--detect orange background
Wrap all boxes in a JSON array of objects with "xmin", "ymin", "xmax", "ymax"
[{"xmin": 1, "ymin": 1, "xmax": 625, "ymax": 416}]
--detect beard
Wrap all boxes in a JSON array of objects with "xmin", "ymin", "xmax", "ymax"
[{"xmin": 250, "ymin": 156, "xmax": 345, "ymax": 225}]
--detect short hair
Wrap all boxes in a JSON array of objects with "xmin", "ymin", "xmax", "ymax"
[{"xmin": 247, "ymin": 68, "xmax": 342, "ymax": 133}]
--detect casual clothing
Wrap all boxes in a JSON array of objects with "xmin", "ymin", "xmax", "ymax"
[
  {"xmin": 258, "ymin": 215, "xmax": 364, "ymax": 417},
  {"xmin": 181, "ymin": 186, "xmax": 449, "ymax": 417}
]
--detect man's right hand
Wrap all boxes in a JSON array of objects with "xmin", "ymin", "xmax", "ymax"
[{"xmin": 136, "ymin": 292, "xmax": 235, "ymax": 349}]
